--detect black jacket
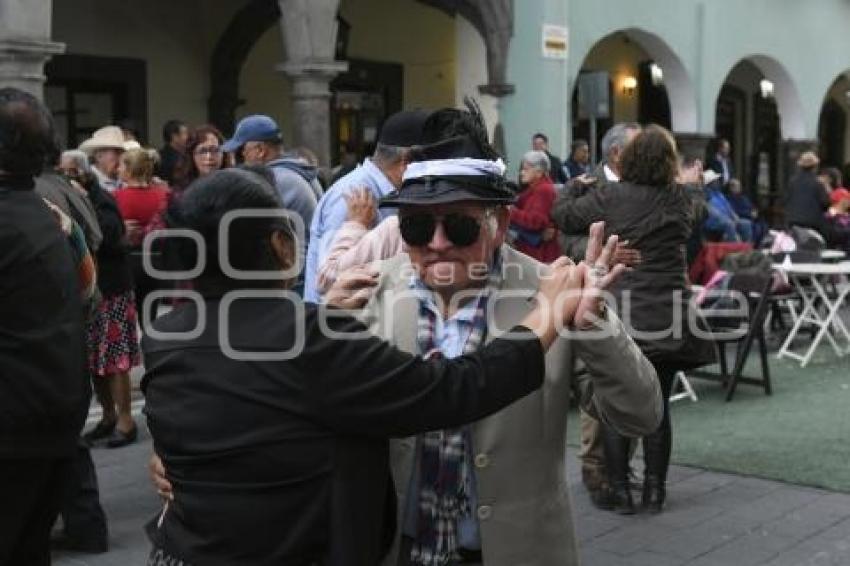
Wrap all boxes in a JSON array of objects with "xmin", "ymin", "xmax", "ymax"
[
  {"xmin": 86, "ymin": 180, "xmax": 133, "ymax": 296},
  {"xmin": 552, "ymin": 180, "xmax": 712, "ymax": 368},
  {"xmin": 141, "ymin": 297, "xmax": 545, "ymax": 566},
  {"xmin": 546, "ymin": 151, "xmax": 568, "ymax": 184},
  {"xmin": 552, "ymin": 162, "xmax": 610, "ymax": 261},
  {"xmin": 157, "ymin": 144, "xmax": 186, "ymax": 186},
  {"xmin": 0, "ymin": 179, "xmax": 90, "ymax": 458},
  {"xmin": 784, "ymin": 170, "xmax": 830, "ymax": 231}
]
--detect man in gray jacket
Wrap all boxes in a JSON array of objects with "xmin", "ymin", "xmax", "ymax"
[
  {"xmin": 222, "ymin": 115, "xmax": 318, "ymax": 241},
  {"xmin": 349, "ymin": 117, "xmax": 661, "ymax": 565}
]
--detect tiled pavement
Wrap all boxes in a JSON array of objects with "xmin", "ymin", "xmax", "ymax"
[
  {"xmin": 54, "ymin": 428, "xmax": 850, "ymax": 565},
  {"xmin": 569, "ymin": 456, "xmax": 850, "ymax": 566}
]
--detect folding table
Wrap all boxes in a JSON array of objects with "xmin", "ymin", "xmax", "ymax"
[{"xmin": 774, "ymin": 261, "xmax": 850, "ymax": 367}]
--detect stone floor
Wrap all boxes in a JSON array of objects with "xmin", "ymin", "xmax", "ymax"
[{"xmin": 53, "ymin": 421, "xmax": 850, "ymax": 565}]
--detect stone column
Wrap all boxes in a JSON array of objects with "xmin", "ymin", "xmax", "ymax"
[
  {"xmin": 0, "ymin": 0, "xmax": 64, "ymax": 100},
  {"xmin": 276, "ymin": 0, "xmax": 347, "ymax": 167}
]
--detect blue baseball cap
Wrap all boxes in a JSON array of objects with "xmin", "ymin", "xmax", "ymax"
[{"xmin": 222, "ymin": 115, "xmax": 282, "ymax": 152}]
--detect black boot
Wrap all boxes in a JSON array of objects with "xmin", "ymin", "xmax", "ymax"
[
  {"xmin": 641, "ymin": 426, "xmax": 671, "ymax": 513},
  {"xmin": 601, "ymin": 424, "xmax": 635, "ymax": 515},
  {"xmin": 641, "ymin": 475, "xmax": 666, "ymax": 513},
  {"xmin": 642, "ymin": 365, "xmax": 675, "ymax": 513}
]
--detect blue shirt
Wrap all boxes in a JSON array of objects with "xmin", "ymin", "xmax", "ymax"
[
  {"xmin": 704, "ymin": 185, "xmax": 738, "ymax": 232},
  {"xmin": 303, "ymin": 159, "xmax": 396, "ymax": 303},
  {"xmin": 401, "ymin": 278, "xmax": 487, "ymax": 550}
]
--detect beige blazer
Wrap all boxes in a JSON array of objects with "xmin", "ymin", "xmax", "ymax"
[{"xmin": 359, "ymin": 246, "xmax": 662, "ymax": 566}]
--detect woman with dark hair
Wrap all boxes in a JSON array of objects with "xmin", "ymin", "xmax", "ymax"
[
  {"xmin": 171, "ymin": 124, "xmax": 225, "ymax": 192},
  {"xmin": 553, "ymin": 124, "xmax": 712, "ymax": 513},
  {"xmin": 141, "ymin": 169, "xmax": 588, "ymax": 565}
]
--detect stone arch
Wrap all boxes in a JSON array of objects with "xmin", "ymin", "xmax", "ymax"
[
  {"xmin": 719, "ymin": 55, "xmax": 806, "ymax": 140},
  {"xmin": 572, "ymin": 27, "xmax": 698, "ymax": 133},
  {"xmin": 207, "ymin": 0, "xmax": 281, "ymax": 134}
]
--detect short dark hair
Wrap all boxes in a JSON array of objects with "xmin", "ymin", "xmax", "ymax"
[
  {"xmin": 819, "ymin": 166, "xmax": 843, "ymax": 190},
  {"xmin": 0, "ymin": 87, "xmax": 57, "ymax": 177},
  {"xmin": 164, "ymin": 169, "xmax": 294, "ymax": 293},
  {"xmin": 619, "ymin": 124, "xmax": 679, "ymax": 188},
  {"xmin": 532, "ymin": 132, "xmax": 548, "ymax": 143},
  {"xmin": 570, "ymin": 139, "xmax": 588, "ymax": 156},
  {"xmin": 162, "ymin": 119, "xmax": 186, "ymax": 144}
]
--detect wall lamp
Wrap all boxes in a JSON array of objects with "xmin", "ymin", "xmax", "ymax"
[
  {"xmin": 623, "ymin": 75, "xmax": 637, "ymax": 96},
  {"xmin": 650, "ymin": 63, "xmax": 664, "ymax": 86}
]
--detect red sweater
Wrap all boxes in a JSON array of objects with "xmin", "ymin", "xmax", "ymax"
[
  {"xmin": 510, "ymin": 176, "xmax": 562, "ymax": 263},
  {"xmin": 113, "ymin": 185, "xmax": 170, "ymax": 228}
]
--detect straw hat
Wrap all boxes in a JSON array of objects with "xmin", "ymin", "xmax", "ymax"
[
  {"xmin": 78, "ymin": 126, "xmax": 126, "ymax": 153},
  {"xmin": 797, "ymin": 151, "xmax": 820, "ymax": 169}
]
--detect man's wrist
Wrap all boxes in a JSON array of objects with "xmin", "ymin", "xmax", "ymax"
[{"xmin": 576, "ymin": 300, "xmax": 608, "ymax": 330}]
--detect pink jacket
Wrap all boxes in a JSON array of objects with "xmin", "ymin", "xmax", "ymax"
[{"xmin": 316, "ymin": 216, "xmax": 404, "ymax": 294}]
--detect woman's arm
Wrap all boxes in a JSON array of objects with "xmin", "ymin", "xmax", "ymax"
[
  {"xmin": 551, "ymin": 183, "xmax": 607, "ymax": 235},
  {"xmin": 510, "ymin": 186, "xmax": 556, "ymax": 232},
  {"xmin": 310, "ymin": 256, "xmax": 585, "ymax": 437},
  {"xmin": 317, "ymin": 216, "xmax": 403, "ymax": 295}
]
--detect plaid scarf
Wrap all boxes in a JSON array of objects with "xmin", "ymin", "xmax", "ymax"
[{"xmin": 409, "ymin": 263, "xmax": 501, "ymax": 565}]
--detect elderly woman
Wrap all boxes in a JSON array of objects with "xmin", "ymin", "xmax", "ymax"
[
  {"xmin": 510, "ymin": 150, "xmax": 561, "ymax": 263},
  {"xmin": 553, "ymin": 124, "xmax": 713, "ymax": 513},
  {"xmin": 141, "ymin": 168, "xmax": 588, "ymax": 565}
]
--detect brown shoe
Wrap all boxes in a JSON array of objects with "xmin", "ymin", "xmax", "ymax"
[{"xmin": 581, "ymin": 466, "xmax": 601, "ymax": 491}]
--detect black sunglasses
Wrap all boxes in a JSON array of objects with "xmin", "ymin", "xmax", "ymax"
[{"xmin": 399, "ymin": 212, "xmax": 484, "ymax": 247}]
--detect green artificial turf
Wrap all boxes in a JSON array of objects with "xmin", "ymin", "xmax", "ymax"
[{"xmin": 567, "ymin": 346, "xmax": 850, "ymax": 492}]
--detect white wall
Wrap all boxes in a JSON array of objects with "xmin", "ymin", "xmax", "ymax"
[
  {"xmin": 455, "ymin": 16, "xmax": 497, "ymax": 140},
  {"xmin": 51, "ymin": 0, "xmax": 242, "ymax": 142}
]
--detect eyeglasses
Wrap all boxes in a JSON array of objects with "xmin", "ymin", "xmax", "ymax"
[
  {"xmin": 195, "ymin": 146, "xmax": 222, "ymax": 156},
  {"xmin": 399, "ymin": 212, "xmax": 486, "ymax": 247}
]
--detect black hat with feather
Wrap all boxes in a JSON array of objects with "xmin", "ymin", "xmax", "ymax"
[{"xmin": 379, "ymin": 98, "xmax": 516, "ymax": 207}]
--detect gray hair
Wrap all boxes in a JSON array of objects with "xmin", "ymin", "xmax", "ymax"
[
  {"xmin": 600, "ymin": 122, "xmax": 640, "ymax": 160},
  {"xmin": 372, "ymin": 143, "xmax": 409, "ymax": 168},
  {"xmin": 522, "ymin": 150, "xmax": 550, "ymax": 174},
  {"xmin": 60, "ymin": 149, "xmax": 93, "ymax": 175}
]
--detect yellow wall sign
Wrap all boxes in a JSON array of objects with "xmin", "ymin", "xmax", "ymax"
[{"xmin": 542, "ymin": 24, "xmax": 569, "ymax": 59}]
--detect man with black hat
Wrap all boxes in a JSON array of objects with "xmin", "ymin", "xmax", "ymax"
[
  {"xmin": 304, "ymin": 109, "xmax": 431, "ymax": 303},
  {"xmin": 352, "ymin": 106, "xmax": 662, "ymax": 565}
]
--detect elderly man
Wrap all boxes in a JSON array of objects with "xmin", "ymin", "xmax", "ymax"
[
  {"xmin": 304, "ymin": 109, "xmax": 432, "ymax": 303},
  {"xmin": 555, "ymin": 122, "xmax": 642, "ymax": 262},
  {"xmin": 0, "ymin": 87, "xmax": 90, "ymax": 564},
  {"xmin": 222, "ymin": 114, "xmax": 319, "ymax": 242},
  {"xmin": 353, "ymin": 114, "xmax": 661, "ymax": 565},
  {"xmin": 79, "ymin": 125, "xmax": 128, "ymax": 191},
  {"xmin": 552, "ymin": 122, "xmax": 643, "ymax": 508}
]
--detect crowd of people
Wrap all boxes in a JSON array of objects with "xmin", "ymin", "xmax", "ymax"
[{"xmin": 1, "ymin": 80, "xmax": 846, "ymax": 565}]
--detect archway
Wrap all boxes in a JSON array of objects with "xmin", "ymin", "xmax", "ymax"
[
  {"xmin": 208, "ymin": 0, "xmax": 282, "ymax": 135},
  {"xmin": 570, "ymin": 28, "xmax": 697, "ymax": 160},
  {"xmin": 817, "ymin": 74, "xmax": 850, "ymax": 175},
  {"xmin": 714, "ymin": 56, "xmax": 805, "ymax": 222}
]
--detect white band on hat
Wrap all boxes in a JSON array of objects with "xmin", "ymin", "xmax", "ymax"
[{"xmin": 403, "ymin": 158, "xmax": 506, "ymax": 182}]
